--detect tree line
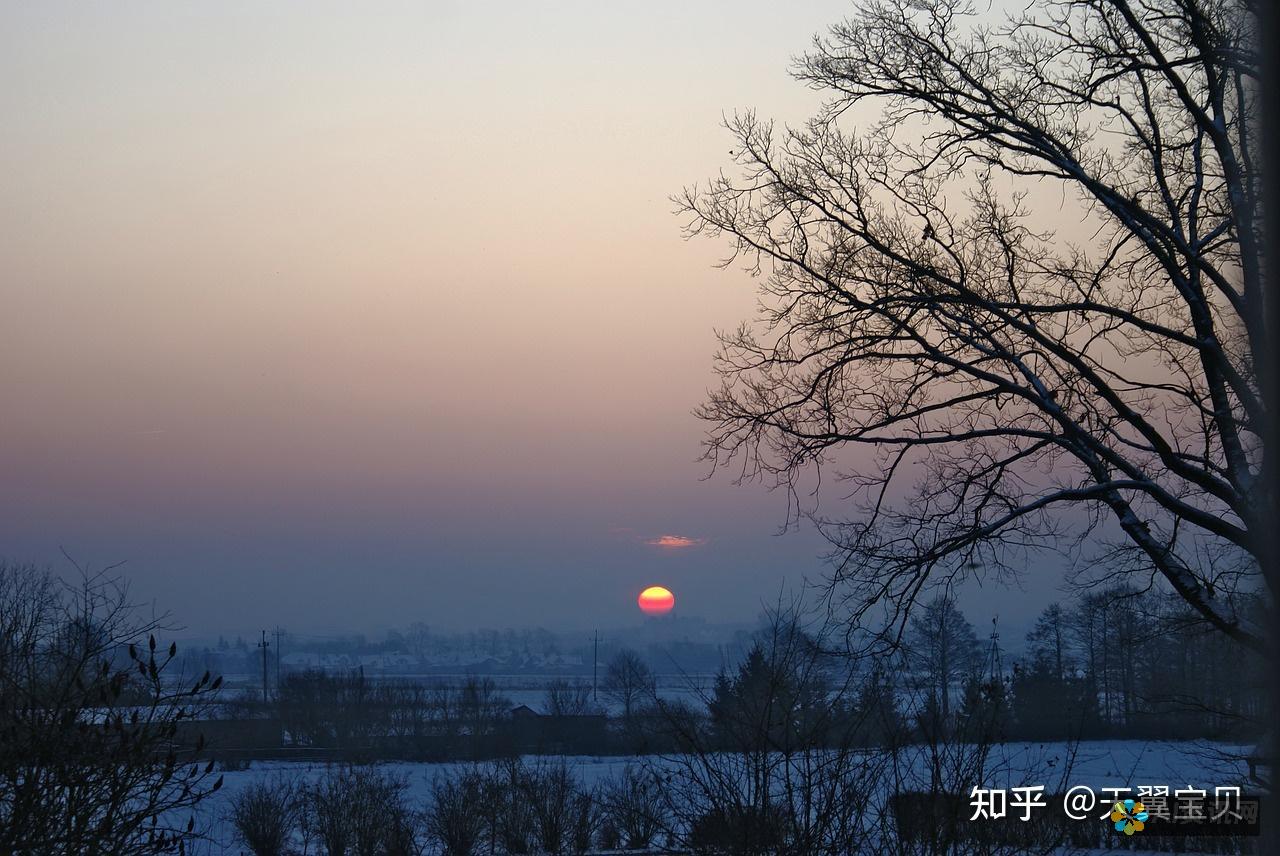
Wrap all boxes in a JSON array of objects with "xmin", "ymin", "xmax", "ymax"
[
  {"xmin": 1, "ymin": 559, "xmax": 1262, "ymax": 854},
  {"xmin": 225, "ymin": 586, "xmax": 1266, "ymax": 765},
  {"xmin": 222, "ymin": 600, "xmax": 1264, "ymax": 855}
]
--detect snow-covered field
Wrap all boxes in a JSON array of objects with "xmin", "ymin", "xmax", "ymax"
[
  {"xmin": 189, "ymin": 740, "xmax": 1256, "ymax": 853},
  {"xmin": 192, "ymin": 753, "xmax": 651, "ymax": 854}
]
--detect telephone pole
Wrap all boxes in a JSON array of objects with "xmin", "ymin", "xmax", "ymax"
[
  {"xmin": 257, "ymin": 630, "xmax": 270, "ymax": 705},
  {"xmin": 592, "ymin": 630, "xmax": 600, "ymax": 701}
]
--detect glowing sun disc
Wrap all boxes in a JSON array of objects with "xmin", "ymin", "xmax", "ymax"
[{"xmin": 638, "ymin": 585, "xmax": 675, "ymax": 615}]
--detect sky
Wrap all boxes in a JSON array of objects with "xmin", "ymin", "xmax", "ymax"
[{"xmin": 0, "ymin": 1, "xmax": 1062, "ymax": 639}]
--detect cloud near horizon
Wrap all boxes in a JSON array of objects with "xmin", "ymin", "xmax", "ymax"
[{"xmin": 645, "ymin": 534, "xmax": 706, "ymax": 549}]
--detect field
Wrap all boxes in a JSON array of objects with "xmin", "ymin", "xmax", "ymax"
[{"xmin": 189, "ymin": 739, "xmax": 1256, "ymax": 853}]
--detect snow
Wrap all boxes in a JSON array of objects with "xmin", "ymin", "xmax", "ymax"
[{"xmin": 186, "ymin": 739, "xmax": 1257, "ymax": 853}]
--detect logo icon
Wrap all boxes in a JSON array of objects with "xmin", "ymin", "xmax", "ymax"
[{"xmin": 1110, "ymin": 799, "xmax": 1149, "ymax": 835}]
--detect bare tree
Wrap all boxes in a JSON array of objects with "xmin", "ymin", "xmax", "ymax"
[
  {"xmin": 303, "ymin": 765, "xmax": 417, "ymax": 856},
  {"xmin": 521, "ymin": 759, "xmax": 591, "ymax": 855},
  {"xmin": 0, "ymin": 560, "xmax": 223, "ymax": 854},
  {"xmin": 597, "ymin": 766, "xmax": 666, "ymax": 852},
  {"xmin": 304, "ymin": 771, "xmax": 353, "ymax": 856},
  {"xmin": 425, "ymin": 768, "xmax": 487, "ymax": 856},
  {"xmin": 453, "ymin": 675, "xmax": 511, "ymax": 735},
  {"xmin": 404, "ymin": 621, "xmax": 433, "ymax": 665},
  {"xmin": 600, "ymin": 649, "xmax": 655, "ymax": 719},
  {"xmin": 651, "ymin": 610, "xmax": 883, "ymax": 856},
  {"xmin": 544, "ymin": 678, "xmax": 594, "ymax": 716},
  {"xmin": 904, "ymin": 594, "xmax": 980, "ymax": 727},
  {"xmin": 229, "ymin": 775, "xmax": 299, "ymax": 856},
  {"xmin": 484, "ymin": 759, "xmax": 536, "ymax": 855},
  {"xmin": 1026, "ymin": 603, "xmax": 1072, "ymax": 682},
  {"xmin": 678, "ymin": 0, "xmax": 1267, "ymax": 656}
]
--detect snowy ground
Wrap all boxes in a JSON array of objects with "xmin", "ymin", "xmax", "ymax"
[
  {"xmin": 191, "ymin": 753, "xmax": 649, "ymax": 854},
  {"xmin": 189, "ymin": 740, "xmax": 1257, "ymax": 854}
]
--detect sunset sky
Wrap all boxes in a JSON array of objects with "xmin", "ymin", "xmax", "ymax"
[{"xmin": 1, "ymin": 1, "xmax": 1056, "ymax": 637}]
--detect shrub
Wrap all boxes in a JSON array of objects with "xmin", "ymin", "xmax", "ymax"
[
  {"xmin": 303, "ymin": 765, "xmax": 417, "ymax": 856},
  {"xmin": 228, "ymin": 776, "xmax": 297, "ymax": 856},
  {"xmin": 426, "ymin": 769, "xmax": 487, "ymax": 856},
  {"xmin": 598, "ymin": 766, "xmax": 665, "ymax": 850}
]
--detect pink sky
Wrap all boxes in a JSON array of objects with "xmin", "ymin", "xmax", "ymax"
[{"xmin": 0, "ymin": 1, "xmax": 1058, "ymax": 637}]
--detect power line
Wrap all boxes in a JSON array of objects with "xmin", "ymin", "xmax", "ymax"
[{"xmin": 257, "ymin": 630, "xmax": 270, "ymax": 705}]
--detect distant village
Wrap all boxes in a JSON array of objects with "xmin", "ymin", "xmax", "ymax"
[{"xmin": 177, "ymin": 615, "xmax": 752, "ymax": 692}]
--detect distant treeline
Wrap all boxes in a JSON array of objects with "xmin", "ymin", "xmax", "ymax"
[
  {"xmin": 2, "ymin": 559, "xmax": 1262, "ymax": 856},
  {"xmin": 217, "ymin": 599, "xmax": 1266, "ymax": 856},
  {"xmin": 206, "ymin": 586, "xmax": 1266, "ymax": 763},
  {"xmin": 184, "ymin": 621, "xmax": 736, "ymax": 680}
]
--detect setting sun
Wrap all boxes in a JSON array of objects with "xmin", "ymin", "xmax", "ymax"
[{"xmin": 637, "ymin": 585, "xmax": 675, "ymax": 615}]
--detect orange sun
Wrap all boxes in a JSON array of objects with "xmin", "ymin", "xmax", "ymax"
[{"xmin": 637, "ymin": 585, "xmax": 675, "ymax": 615}]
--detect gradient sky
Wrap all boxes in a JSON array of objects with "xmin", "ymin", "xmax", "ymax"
[{"xmin": 1, "ymin": 1, "xmax": 1059, "ymax": 638}]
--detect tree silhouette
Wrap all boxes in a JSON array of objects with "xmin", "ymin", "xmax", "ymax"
[
  {"xmin": 0, "ymin": 561, "xmax": 223, "ymax": 853},
  {"xmin": 680, "ymin": 0, "xmax": 1266, "ymax": 655},
  {"xmin": 904, "ymin": 595, "xmax": 980, "ymax": 728},
  {"xmin": 600, "ymin": 649, "xmax": 654, "ymax": 719}
]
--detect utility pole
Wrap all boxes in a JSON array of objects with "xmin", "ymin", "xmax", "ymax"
[
  {"xmin": 592, "ymin": 630, "xmax": 600, "ymax": 701},
  {"xmin": 986, "ymin": 615, "xmax": 1002, "ymax": 684},
  {"xmin": 274, "ymin": 627, "xmax": 282, "ymax": 694},
  {"xmin": 257, "ymin": 630, "xmax": 270, "ymax": 705}
]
